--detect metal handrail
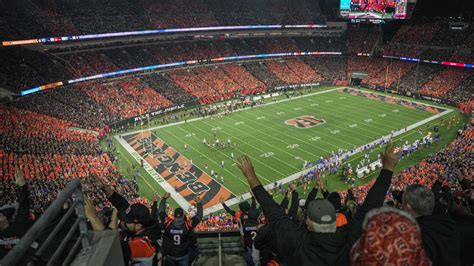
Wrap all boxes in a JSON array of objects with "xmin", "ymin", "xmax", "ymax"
[{"xmin": 1, "ymin": 179, "xmax": 90, "ymax": 266}]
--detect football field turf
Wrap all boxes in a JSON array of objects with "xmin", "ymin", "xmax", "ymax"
[{"xmin": 115, "ymin": 87, "xmax": 456, "ymax": 213}]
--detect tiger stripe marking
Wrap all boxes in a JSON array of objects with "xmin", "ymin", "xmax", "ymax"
[{"xmin": 125, "ymin": 132, "xmax": 235, "ymax": 209}]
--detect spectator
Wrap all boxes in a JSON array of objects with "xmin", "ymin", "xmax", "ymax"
[
  {"xmin": 84, "ymin": 176, "xmax": 159, "ymax": 265},
  {"xmin": 0, "ymin": 170, "xmax": 32, "ymax": 259},
  {"xmin": 159, "ymin": 192, "xmax": 203, "ymax": 266},
  {"xmin": 235, "ymin": 142, "xmax": 401, "ymax": 265},
  {"xmin": 350, "ymin": 207, "xmax": 431, "ymax": 266},
  {"xmin": 402, "ymin": 184, "xmax": 460, "ymax": 266}
]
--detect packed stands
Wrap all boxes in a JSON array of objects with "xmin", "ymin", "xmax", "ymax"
[
  {"xmin": 304, "ymin": 57, "xmax": 348, "ymax": 84},
  {"xmin": 140, "ymin": 73, "xmax": 197, "ymax": 104},
  {"xmin": 170, "ymin": 65, "xmax": 250, "ymax": 104},
  {"xmin": 243, "ymin": 62, "xmax": 286, "ymax": 88},
  {"xmin": 346, "ymin": 28, "xmax": 380, "ymax": 54},
  {"xmin": 391, "ymin": 21, "xmax": 441, "ymax": 45},
  {"xmin": 447, "ymin": 76, "xmax": 474, "ymax": 113},
  {"xmin": 220, "ymin": 64, "xmax": 266, "ymax": 92},
  {"xmin": 12, "ymin": 85, "xmax": 118, "ymax": 131},
  {"xmin": 362, "ymin": 59, "xmax": 414, "ymax": 88},
  {"xmin": 1, "ymin": 7, "xmax": 474, "ymax": 265},
  {"xmin": 397, "ymin": 64, "xmax": 445, "ymax": 93},
  {"xmin": 418, "ymin": 67, "xmax": 470, "ymax": 97},
  {"xmin": 347, "ymin": 56, "xmax": 373, "ymax": 78},
  {"xmin": 81, "ymin": 78, "xmax": 172, "ymax": 119},
  {"xmin": 265, "ymin": 59, "xmax": 323, "ymax": 85}
]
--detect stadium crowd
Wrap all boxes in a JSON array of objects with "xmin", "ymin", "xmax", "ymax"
[
  {"xmin": 0, "ymin": 9, "xmax": 473, "ymax": 265},
  {"xmin": 1, "ymin": 111, "xmax": 472, "ymax": 265}
]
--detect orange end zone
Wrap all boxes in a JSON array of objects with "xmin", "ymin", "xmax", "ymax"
[{"xmin": 123, "ymin": 132, "xmax": 235, "ymax": 209}]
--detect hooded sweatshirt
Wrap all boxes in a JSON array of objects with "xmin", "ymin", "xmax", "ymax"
[{"xmin": 417, "ymin": 214, "xmax": 460, "ymax": 266}]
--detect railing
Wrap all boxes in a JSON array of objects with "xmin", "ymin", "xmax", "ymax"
[{"xmin": 1, "ymin": 179, "xmax": 90, "ymax": 266}]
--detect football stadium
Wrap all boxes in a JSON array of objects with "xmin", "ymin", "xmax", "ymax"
[{"xmin": 0, "ymin": 0, "xmax": 472, "ymax": 265}]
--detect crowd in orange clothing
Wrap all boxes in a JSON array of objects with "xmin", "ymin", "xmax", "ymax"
[
  {"xmin": 396, "ymin": 64, "xmax": 444, "ymax": 93},
  {"xmin": 0, "ymin": 105, "xmax": 139, "ymax": 215},
  {"xmin": 418, "ymin": 67, "xmax": 470, "ymax": 97},
  {"xmin": 362, "ymin": 59, "xmax": 413, "ymax": 88},
  {"xmin": 220, "ymin": 64, "xmax": 265, "ymax": 91},
  {"xmin": 0, "ymin": 105, "xmax": 97, "ymax": 142},
  {"xmin": 169, "ymin": 64, "xmax": 263, "ymax": 104},
  {"xmin": 447, "ymin": 76, "xmax": 474, "ymax": 114},
  {"xmin": 265, "ymin": 59, "xmax": 323, "ymax": 85},
  {"xmin": 81, "ymin": 78, "xmax": 172, "ymax": 119},
  {"xmin": 194, "ymin": 212, "xmax": 239, "ymax": 232}
]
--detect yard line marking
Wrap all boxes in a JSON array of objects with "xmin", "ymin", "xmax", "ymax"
[
  {"xmin": 195, "ymin": 118, "xmax": 299, "ymax": 177},
  {"xmin": 121, "ymin": 87, "xmax": 342, "ymax": 137},
  {"xmin": 219, "ymin": 107, "xmax": 453, "ymax": 211},
  {"xmin": 152, "ymin": 129, "xmax": 252, "ymax": 187}
]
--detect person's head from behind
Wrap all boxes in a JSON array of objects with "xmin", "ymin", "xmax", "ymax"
[
  {"xmin": 122, "ymin": 204, "xmax": 151, "ymax": 233},
  {"xmin": 350, "ymin": 207, "xmax": 430, "ymax": 266},
  {"xmin": 239, "ymin": 201, "xmax": 250, "ymax": 213},
  {"xmin": 305, "ymin": 199, "xmax": 336, "ymax": 233},
  {"xmin": 0, "ymin": 205, "xmax": 16, "ymax": 230},
  {"xmin": 402, "ymin": 184, "xmax": 435, "ymax": 218}
]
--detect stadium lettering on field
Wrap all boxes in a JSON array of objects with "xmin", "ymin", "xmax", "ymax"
[
  {"xmin": 152, "ymin": 145, "xmax": 211, "ymax": 194},
  {"xmin": 131, "ymin": 152, "xmax": 164, "ymax": 183}
]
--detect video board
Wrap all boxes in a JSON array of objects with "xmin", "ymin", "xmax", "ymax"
[{"xmin": 340, "ymin": 0, "xmax": 407, "ymax": 23}]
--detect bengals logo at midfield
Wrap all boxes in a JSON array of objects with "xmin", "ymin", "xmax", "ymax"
[{"xmin": 285, "ymin": 116, "xmax": 326, "ymax": 128}]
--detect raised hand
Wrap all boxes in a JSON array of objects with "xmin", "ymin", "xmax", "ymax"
[
  {"xmin": 84, "ymin": 198, "xmax": 97, "ymax": 218},
  {"xmin": 237, "ymin": 155, "xmax": 256, "ymax": 179},
  {"xmin": 14, "ymin": 169, "xmax": 26, "ymax": 187},
  {"xmin": 381, "ymin": 142, "xmax": 401, "ymax": 172},
  {"xmin": 237, "ymin": 155, "xmax": 261, "ymax": 188},
  {"xmin": 153, "ymin": 192, "xmax": 160, "ymax": 202}
]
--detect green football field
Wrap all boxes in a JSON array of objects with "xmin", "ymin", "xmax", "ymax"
[
  {"xmin": 108, "ymin": 86, "xmax": 465, "ymax": 210},
  {"xmin": 145, "ymin": 88, "xmax": 435, "ymax": 194}
]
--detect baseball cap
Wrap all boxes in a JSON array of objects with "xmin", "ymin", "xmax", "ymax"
[
  {"xmin": 239, "ymin": 201, "xmax": 250, "ymax": 213},
  {"xmin": 174, "ymin": 208, "xmax": 184, "ymax": 219},
  {"xmin": 121, "ymin": 204, "xmax": 151, "ymax": 225},
  {"xmin": 307, "ymin": 199, "xmax": 336, "ymax": 224}
]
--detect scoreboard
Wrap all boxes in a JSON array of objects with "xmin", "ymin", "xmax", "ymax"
[{"xmin": 340, "ymin": 0, "xmax": 408, "ymax": 23}]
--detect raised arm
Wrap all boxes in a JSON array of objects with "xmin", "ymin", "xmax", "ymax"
[
  {"xmin": 151, "ymin": 193, "xmax": 160, "ymax": 221},
  {"xmin": 305, "ymin": 185, "xmax": 318, "ymax": 209},
  {"xmin": 288, "ymin": 189, "xmax": 299, "ymax": 222},
  {"xmin": 221, "ymin": 201, "xmax": 236, "ymax": 217},
  {"xmin": 94, "ymin": 176, "xmax": 129, "ymax": 211},
  {"xmin": 84, "ymin": 198, "xmax": 105, "ymax": 231},
  {"xmin": 237, "ymin": 155, "xmax": 303, "ymax": 257},
  {"xmin": 191, "ymin": 197, "xmax": 203, "ymax": 228},
  {"xmin": 158, "ymin": 192, "xmax": 170, "ymax": 223},
  {"xmin": 348, "ymin": 143, "xmax": 400, "ymax": 240},
  {"xmin": 251, "ymin": 196, "xmax": 257, "ymax": 209},
  {"xmin": 280, "ymin": 193, "xmax": 289, "ymax": 210}
]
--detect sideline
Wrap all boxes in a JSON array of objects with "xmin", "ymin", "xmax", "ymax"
[{"xmin": 116, "ymin": 87, "xmax": 453, "ymax": 214}]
